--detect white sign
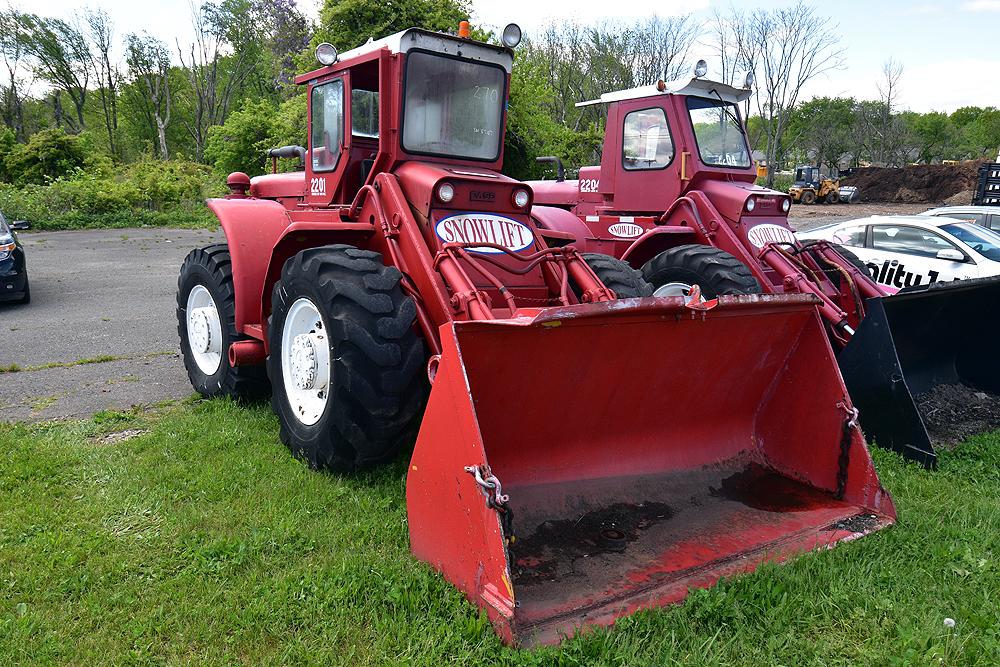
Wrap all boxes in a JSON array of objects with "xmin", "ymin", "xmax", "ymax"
[
  {"xmin": 608, "ymin": 223, "xmax": 644, "ymax": 239},
  {"xmin": 435, "ymin": 214, "xmax": 534, "ymax": 254},
  {"xmin": 747, "ymin": 223, "xmax": 796, "ymax": 248}
]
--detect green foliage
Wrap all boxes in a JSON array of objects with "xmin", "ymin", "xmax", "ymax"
[
  {"xmin": 205, "ymin": 98, "xmax": 281, "ymax": 177},
  {"xmin": 3, "ymin": 128, "xmax": 89, "ymax": 185},
  {"xmin": 0, "ymin": 159, "xmax": 217, "ymax": 230},
  {"xmin": 314, "ymin": 0, "xmax": 469, "ymax": 52},
  {"xmin": 503, "ymin": 47, "xmax": 603, "ymax": 180}
]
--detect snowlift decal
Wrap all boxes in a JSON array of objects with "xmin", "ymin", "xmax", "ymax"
[
  {"xmin": 435, "ymin": 213, "xmax": 534, "ymax": 254},
  {"xmin": 608, "ymin": 222, "xmax": 644, "ymax": 239},
  {"xmin": 747, "ymin": 223, "xmax": 796, "ymax": 248}
]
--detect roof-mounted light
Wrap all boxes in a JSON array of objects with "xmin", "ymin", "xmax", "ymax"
[
  {"xmin": 694, "ymin": 59, "xmax": 708, "ymax": 78},
  {"xmin": 316, "ymin": 43, "xmax": 338, "ymax": 66},
  {"xmin": 742, "ymin": 70, "xmax": 755, "ymax": 89},
  {"xmin": 502, "ymin": 23, "xmax": 522, "ymax": 48},
  {"xmin": 458, "ymin": 20, "xmax": 471, "ymax": 39}
]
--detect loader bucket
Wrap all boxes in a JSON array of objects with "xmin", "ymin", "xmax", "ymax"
[
  {"xmin": 838, "ymin": 277, "xmax": 1000, "ymax": 468},
  {"xmin": 407, "ymin": 295, "xmax": 895, "ymax": 646}
]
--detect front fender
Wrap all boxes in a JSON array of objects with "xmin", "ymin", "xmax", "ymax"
[
  {"xmin": 208, "ymin": 198, "xmax": 291, "ymax": 333},
  {"xmin": 620, "ymin": 227, "xmax": 698, "ymax": 268}
]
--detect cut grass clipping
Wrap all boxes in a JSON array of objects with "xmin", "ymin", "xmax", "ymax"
[{"xmin": 1, "ymin": 400, "xmax": 999, "ymax": 665}]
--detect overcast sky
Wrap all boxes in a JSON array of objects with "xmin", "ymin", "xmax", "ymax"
[{"xmin": 13, "ymin": 0, "xmax": 1000, "ymax": 113}]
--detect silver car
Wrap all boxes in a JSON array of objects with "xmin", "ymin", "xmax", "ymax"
[{"xmin": 922, "ymin": 205, "xmax": 1000, "ymax": 232}]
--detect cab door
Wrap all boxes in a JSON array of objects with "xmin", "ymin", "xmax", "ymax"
[{"xmin": 306, "ymin": 74, "xmax": 351, "ymax": 207}]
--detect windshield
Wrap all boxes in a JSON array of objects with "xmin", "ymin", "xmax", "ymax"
[
  {"xmin": 941, "ymin": 222, "xmax": 1000, "ymax": 262},
  {"xmin": 402, "ymin": 51, "xmax": 506, "ymax": 161},
  {"xmin": 686, "ymin": 97, "xmax": 751, "ymax": 168}
]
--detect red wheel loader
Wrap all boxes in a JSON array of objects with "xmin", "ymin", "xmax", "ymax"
[
  {"xmin": 528, "ymin": 70, "xmax": 1000, "ymax": 468},
  {"xmin": 175, "ymin": 30, "xmax": 894, "ymax": 646}
]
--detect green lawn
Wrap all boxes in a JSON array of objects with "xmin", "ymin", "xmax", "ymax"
[{"xmin": 1, "ymin": 400, "xmax": 998, "ymax": 665}]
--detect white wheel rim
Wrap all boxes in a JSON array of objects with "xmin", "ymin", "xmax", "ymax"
[
  {"xmin": 186, "ymin": 284, "xmax": 224, "ymax": 376},
  {"xmin": 653, "ymin": 281, "xmax": 692, "ymax": 298},
  {"xmin": 281, "ymin": 298, "xmax": 331, "ymax": 426}
]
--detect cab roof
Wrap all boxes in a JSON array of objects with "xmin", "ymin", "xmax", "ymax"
[
  {"xmin": 576, "ymin": 76, "xmax": 752, "ymax": 108},
  {"xmin": 296, "ymin": 28, "xmax": 514, "ymax": 84}
]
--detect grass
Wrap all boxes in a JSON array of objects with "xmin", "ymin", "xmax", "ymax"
[
  {"xmin": 0, "ymin": 351, "xmax": 175, "ymax": 374},
  {"xmin": 1, "ymin": 401, "xmax": 999, "ymax": 665}
]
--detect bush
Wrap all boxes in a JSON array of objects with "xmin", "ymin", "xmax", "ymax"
[
  {"xmin": 0, "ymin": 159, "xmax": 219, "ymax": 230},
  {"xmin": 3, "ymin": 128, "xmax": 90, "ymax": 185},
  {"xmin": 205, "ymin": 99, "xmax": 281, "ymax": 177}
]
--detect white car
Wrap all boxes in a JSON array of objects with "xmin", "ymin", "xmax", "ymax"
[
  {"xmin": 797, "ymin": 215, "xmax": 1000, "ymax": 289},
  {"xmin": 922, "ymin": 205, "xmax": 1000, "ymax": 232}
]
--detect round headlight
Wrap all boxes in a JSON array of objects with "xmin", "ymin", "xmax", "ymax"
[
  {"xmin": 437, "ymin": 182, "xmax": 455, "ymax": 203},
  {"xmin": 743, "ymin": 70, "xmax": 755, "ymax": 88},
  {"xmin": 781, "ymin": 197, "xmax": 791, "ymax": 213},
  {"xmin": 512, "ymin": 188, "xmax": 530, "ymax": 208},
  {"xmin": 316, "ymin": 43, "xmax": 338, "ymax": 66},
  {"xmin": 501, "ymin": 23, "xmax": 522, "ymax": 48},
  {"xmin": 745, "ymin": 196, "xmax": 756, "ymax": 212},
  {"xmin": 694, "ymin": 59, "xmax": 708, "ymax": 78}
]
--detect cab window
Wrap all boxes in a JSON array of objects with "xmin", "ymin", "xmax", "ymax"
[
  {"xmin": 832, "ymin": 225, "xmax": 866, "ymax": 248},
  {"xmin": 352, "ymin": 89, "xmax": 378, "ymax": 138},
  {"xmin": 311, "ymin": 79, "xmax": 345, "ymax": 172},
  {"xmin": 989, "ymin": 214, "xmax": 1000, "ymax": 231},
  {"xmin": 623, "ymin": 108, "xmax": 673, "ymax": 170},
  {"xmin": 871, "ymin": 225, "xmax": 962, "ymax": 259}
]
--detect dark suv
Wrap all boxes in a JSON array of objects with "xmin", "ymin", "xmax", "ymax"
[{"xmin": 0, "ymin": 214, "xmax": 29, "ymax": 304}]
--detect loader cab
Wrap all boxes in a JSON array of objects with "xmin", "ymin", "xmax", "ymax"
[
  {"xmin": 296, "ymin": 29, "xmax": 515, "ymax": 210},
  {"xmin": 794, "ymin": 166, "xmax": 820, "ymax": 188},
  {"xmin": 547, "ymin": 76, "xmax": 757, "ymax": 216}
]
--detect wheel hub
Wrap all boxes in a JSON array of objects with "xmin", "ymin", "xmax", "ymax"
[
  {"xmin": 290, "ymin": 334, "xmax": 320, "ymax": 390},
  {"xmin": 188, "ymin": 307, "xmax": 216, "ymax": 353}
]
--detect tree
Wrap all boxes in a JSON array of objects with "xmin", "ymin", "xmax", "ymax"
[
  {"xmin": 742, "ymin": 2, "xmax": 845, "ymax": 186},
  {"xmin": 872, "ymin": 59, "xmax": 908, "ymax": 165},
  {"xmin": 125, "ymin": 33, "xmax": 173, "ymax": 159},
  {"xmin": 177, "ymin": 0, "xmax": 267, "ymax": 160},
  {"xmin": 204, "ymin": 98, "xmax": 279, "ymax": 176},
  {"xmin": 314, "ymin": 0, "xmax": 469, "ymax": 52},
  {"xmin": 0, "ymin": 10, "xmax": 30, "ymax": 141},
  {"xmin": 905, "ymin": 111, "xmax": 952, "ymax": 163},
  {"xmin": 86, "ymin": 9, "xmax": 121, "ymax": 156},
  {"xmin": 16, "ymin": 13, "xmax": 92, "ymax": 133},
  {"xmin": 787, "ymin": 96, "xmax": 854, "ymax": 171}
]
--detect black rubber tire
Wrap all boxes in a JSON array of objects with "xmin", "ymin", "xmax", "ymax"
[
  {"xmin": 801, "ymin": 190, "xmax": 817, "ymax": 205},
  {"xmin": 829, "ymin": 243, "xmax": 873, "ymax": 279},
  {"xmin": 825, "ymin": 191, "xmax": 841, "ymax": 204},
  {"xmin": 641, "ymin": 244, "xmax": 762, "ymax": 298},
  {"xmin": 177, "ymin": 244, "xmax": 269, "ymax": 400},
  {"xmin": 267, "ymin": 244, "xmax": 427, "ymax": 472},
  {"xmin": 576, "ymin": 253, "xmax": 653, "ymax": 299},
  {"xmin": 17, "ymin": 277, "xmax": 29, "ymax": 304}
]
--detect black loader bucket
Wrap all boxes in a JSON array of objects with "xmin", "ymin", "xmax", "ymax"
[{"xmin": 838, "ymin": 277, "xmax": 1000, "ymax": 467}]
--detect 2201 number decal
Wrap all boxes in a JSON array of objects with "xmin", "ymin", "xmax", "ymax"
[
  {"xmin": 580, "ymin": 178, "xmax": 600, "ymax": 193},
  {"xmin": 310, "ymin": 178, "xmax": 327, "ymax": 196}
]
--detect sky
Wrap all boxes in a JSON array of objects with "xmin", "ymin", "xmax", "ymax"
[{"xmin": 14, "ymin": 0, "xmax": 1000, "ymax": 114}]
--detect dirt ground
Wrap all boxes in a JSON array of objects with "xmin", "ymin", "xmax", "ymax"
[
  {"xmin": 915, "ymin": 384, "xmax": 1000, "ymax": 448},
  {"xmin": 787, "ymin": 202, "xmax": 932, "ymax": 232}
]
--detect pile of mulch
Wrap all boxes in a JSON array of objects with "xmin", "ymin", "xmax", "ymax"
[
  {"xmin": 841, "ymin": 160, "xmax": 987, "ymax": 204},
  {"xmin": 915, "ymin": 383, "xmax": 1000, "ymax": 448}
]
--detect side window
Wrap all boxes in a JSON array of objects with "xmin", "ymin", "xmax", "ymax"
[
  {"xmin": 311, "ymin": 79, "xmax": 344, "ymax": 172},
  {"xmin": 352, "ymin": 89, "xmax": 378, "ymax": 138},
  {"xmin": 832, "ymin": 225, "xmax": 866, "ymax": 247},
  {"xmin": 623, "ymin": 108, "xmax": 673, "ymax": 170},
  {"xmin": 944, "ymin": 212, "xmax": 985, "ymax": 224},
  {"xmin": 871, "ymin": 226, "xmax": 959, "ymax": 259},
  {"xmin": 988, "ymin": 214, "xmax": 1000, "ymax": 231}
]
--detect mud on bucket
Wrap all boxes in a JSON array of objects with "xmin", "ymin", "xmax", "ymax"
[{"xmin": 406, "ymin": 295, "xmax": 895, "ymax": 646}]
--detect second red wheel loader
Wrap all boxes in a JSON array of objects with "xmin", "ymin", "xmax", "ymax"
[
  {"xmin": 175, "ymin": 29, "xmax": 894, "ymax": 646},
  {"xmin": 529, "ymin": 71, "xmax": 1000, "ymax": 467}
]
